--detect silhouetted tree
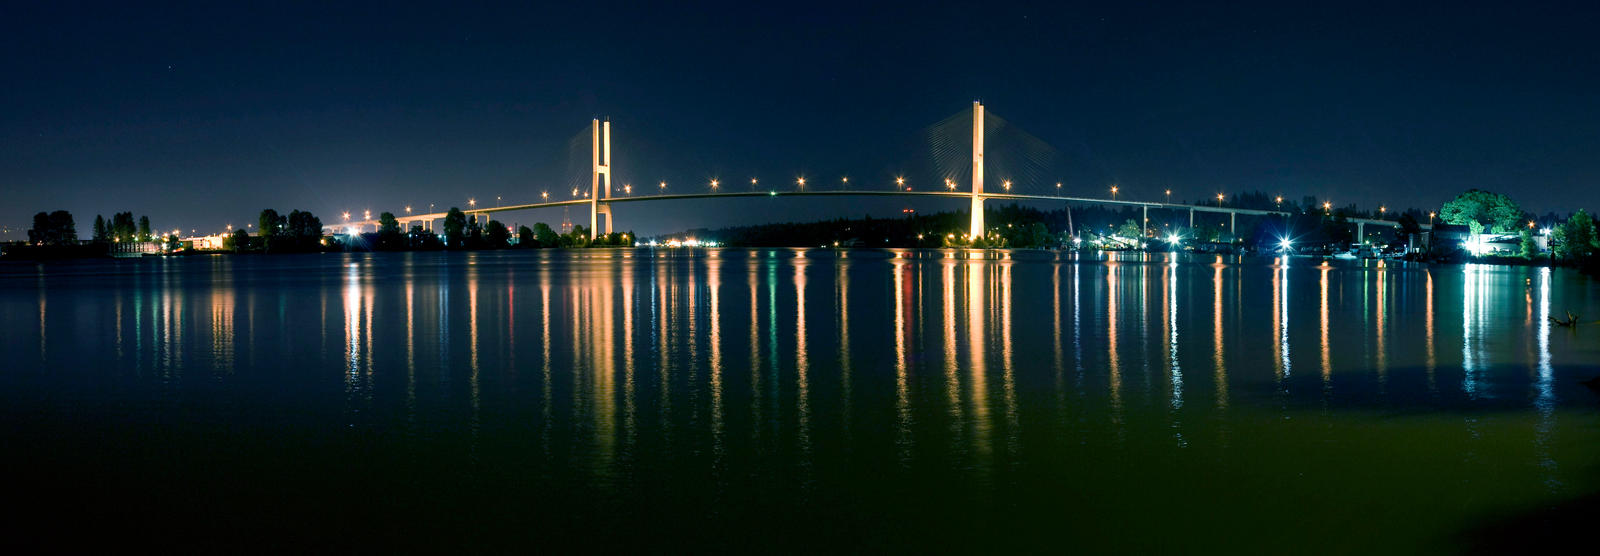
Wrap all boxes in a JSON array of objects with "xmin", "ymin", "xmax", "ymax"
[
  {"xmin": 442, "ymin": 208, "xmax": 466, "ymax": 248},
  {"xmin": 137, "ymin": 215, "xmax": 152, "ymax": 242},
  {"xmin": 533, "ymin": 223, "xmax": 559, "ymax": 247},
  {"xmin": 92, "ymin": 215, "xmax": 108, "ymax": 242},
  {"xmin": 518, "ymin": 225, "xmax": 534, "ymax": 247},
  {"xmin": 485, "ymin": 219, "xmax": 510, "ymax": 248}
]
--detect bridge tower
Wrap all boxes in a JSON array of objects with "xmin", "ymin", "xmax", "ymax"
[
  {"xmin": 969, "ymin": 101, "xmax": 985, "ymax": 240},
  {"xmin": 590, "ymin": 119, "xmax": 613, "ymax": 240}
]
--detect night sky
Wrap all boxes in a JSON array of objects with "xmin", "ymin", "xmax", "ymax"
[{"xmin": 5, "ymin": 2, "xmax": 1598, "ymax": 237}]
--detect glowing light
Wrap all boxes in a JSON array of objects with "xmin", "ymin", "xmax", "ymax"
[
  {"xmin": 896, "ymin": 176, "xmax": 905, "ymax": 187},
  {"xmin": 797, "ymin": 177, "xmax": 806, "ymax": 187},
  {"xmin": 659, "ymin": 181, "xmax": 667, "ymax": 190},
  {"xmin": 405, "ymin": 206, "xmax": 412, "ymax": 214},
  {"xmin": 342, "ymin": 212, "xmax": 351, "ymax": 221},
  {"xmin": 1167, "ymin": 234, "xmax": 1181, "ymax": 244},
  {"xmin": 468, "ymin": 199, "xmax": 475, "ymax": 207},
  {"xmin": 751, "ymin": 178, "xmax": 758, "ymax": 186},
  {"xmin": 1280, "ymin": 238, "xmax": 1293, "ymax": 249},
  {"xmin": 710, "ymin": 179, "xmax": 719, "ymax": 189},
  {"xmin": 1529, "ymin": 220, "xmax": 1536, "ymax": 228},
  {"xmin": 1003, "ymin": 180, "xmax": 1012, "ymax": 191},
  {"xmin": 1056, "ymin": 182, "xmax": 1062, "ymax": 189},
  {"xmin": 1324, "ymin": 201, "xmax": 1332, "ymax": 210},
  {"xmin": 542, "ymin": 191, "xmax": 549, "ymax": 200}
]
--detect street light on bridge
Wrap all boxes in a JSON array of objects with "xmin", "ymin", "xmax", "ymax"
[
  {"xmin": 624, "ymin": 184, "xmax": 632, "ymax": 195},
  {"xmin": 1216, "ymin": 193, "xmax": 1225, "ymax": 207},
  {"xmin": 1323, "ymin": 201, "xmax": 1332, "ymax": 214},
  {"xmin": 797, "ymin": 177, "xmax": 806, "ymax": 189},
  {"xmin": 363, "ymin": 210, "xmax": 371, "ymax": 220},
  {"xmin": 1003, "ymin": 180, "xmax": 1012, "ymax": 191},
  {"xmin": 342, "ymin": 212, "xmax": 351, "ymax": 221},
  {"xmin": 1110, "ymin": 185, "xmax": 1119, "ymax": 200},
  {"xmin": 542, "ymin": 191, "xmax": 549, "ymax": 200},
  {"xmin": 710, "ymin": 179, "xmax": 719, "ymax": 190},
  {"xmin": 1275, "ymin": 196, "xmax": 1283, "ymax": 207},
  {"xmin": 751, "ymin": 178, "xmax": 758, "ymax": 189},
  {"xmin": 896, "ymin": 176, "xmax": 905, "ymax": 190},
  {"xmin": 468, "ymin": 199, "xmax": 476, "ymax": 208},
  {"xmin": 405, "ymin": 206, "xmax": 412, "ymax": 215},
  {"xmin": 945, "ymin": 178, "xmax": 956, "ymax": 191}
]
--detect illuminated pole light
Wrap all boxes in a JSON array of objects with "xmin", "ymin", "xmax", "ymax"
[
  {"xmin": 624, "ymin": 184, "xmax": 632, "ymax": 195},
  {"xmin": 1216, "ymin": 193, "xmax": 1225, "ymax": 208},
  {"xmin": 1275, "ymin": 196, "xmax": 1283, "ymax": 206},
  {"xmin": 343, "ymin": 212, "xmax": 351, "ymax": 221},
  {"xmin": 405, "ymin": 206, "xmax": 412, "ymax": 214},
  {"xmin": 1056, "ymin": 182, "xmax": 1062, "ymax": 190},
  {"xmin": 1324, "ymin": 201, "xmax": 1332, "ymax": 213},
  {"xmin": 659, "ymin": 181, "xmax": 667, "ymax": 191},
  {"xmin": 542, "ymin": 191, "xmax": 549, "ymax": 200},
  {"xmin": 1003, "ymin": 180, "xmax": 1012, "ymax": 191},
  {"xmin": 896, "ymin": 176, "xmax": 906, "ymax": 190},
  {"xmin": 710, "ymin": 179, "xmax": 719, "ymax": 190},
  {"xmin": 468, "ymin": 199, "xmax": 476, "ymax": 208},
  {"xmin": 1110, "ymin": 185, "xmax": 1119, "ymax": 200},
  {"xmin": 751, "ymin": 178, "xmax": 758, "ymax": 189},
  {"xmin": 945, "ymin": 178, "xmax": 956, "ymax": 191},
  {"xmin": 1428, "ymin": 211, "xmax": 1435, "ymax": 225},
  {"xmin": 363, "ymin": 210, "xmax": 371, "ymax": 220},
  {"xmin": 572, "ymin": 188, "xmax": 579, "ymax": 197},
  {"xmin": 797, "ymin": 177, "xmax": 806, "ymax": 189}
]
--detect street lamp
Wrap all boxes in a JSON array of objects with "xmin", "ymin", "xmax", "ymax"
[
  {"xmin": 1165, "ymin": 189, "xmax": 1172, "ymax": 202},
  {"xmin": 1428, "ymin": 211, "xmax": 1435, "ymax": 226},
  {"xmin": 1275, "ymin": 196, "xmax": 1283, "ymax": 207},
  {"xmin": 659, "ymin": 181, "xmax": 667, "ymax": 191},
  {"xmin": 468, "ymin": 199, "xmax": 476, "ymax": 208},
  {"xmin": 1003, "ymin": 180, "xmax": 1012, "ymax": 191},
  {"xmin": 710, "ymin": 179, "xmax": 719, "ymax": 190},
  {"xmin": 363, "ymin": 210, "xmax": 371, "ymax": 220},
  {"xmin": 1216, "ymin": 193, "xmax": 1225, "ymax": 208},
  {"xmin": 945, "ymin": 178, "xmax": 956, "ymax": 191},
  {"xmin": 624, "ymin": 184, "xmax": 632, "ymax": 195},
  {"xmin": 897, "ymin": 176, "xmax": 906, "ymax": 190},
  {"xmin": 542, "ymin": 191, "xmax": 549, "ymax": 200},
  {"xmin": 1056, "ymin": 182, "xmax": 1062, "ymax": 191},
  {"xmin": 405, "ymin": 206, "xmax": 412, "ymax": 214},
  {"xmin": 797, "ymin": 177, "xmax": 806, "ymax": 189},
  {"xmin": 1110, "ymin": 185, "xmax": 1119, "ymax": 200},
  {"xmin": 343, "ymin": 212, "xmax": 351, "ymax": 221},
  {"xmin": 1323, "ymin": 201, "xmax": 1332, "ymax": 213},
  {"xmin": 751, "ymin": 178, "xmax": 758, "ymax": 189}
]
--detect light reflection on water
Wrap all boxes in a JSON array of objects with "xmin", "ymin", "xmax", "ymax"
[{"xmin": 4, "ymin": 250, "xmax": 1600, "ymax": 551}]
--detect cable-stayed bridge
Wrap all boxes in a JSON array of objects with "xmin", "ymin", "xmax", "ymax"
[{"xmin": 335, "ymin": 102, "xmax": 1421, "ymax": 243}]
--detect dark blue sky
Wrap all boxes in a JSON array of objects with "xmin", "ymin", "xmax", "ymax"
[{"xmin": 4, "ymin": 1, "xmax": 1598, "ymax": 237}]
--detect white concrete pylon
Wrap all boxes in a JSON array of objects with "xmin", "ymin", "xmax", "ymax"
[
  {"xmin": 969, "ymin": 101, "xmax": 985, "ymax": 240},
  {"xmin": 590, "ymin": 119, "xmax": 613, "ymax": 239}
]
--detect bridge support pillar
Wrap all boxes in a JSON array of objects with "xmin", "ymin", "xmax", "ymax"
[
  {"xmin": 1357, "ymin": 221, "xmax": 1365, "ymax": 244},
  {"xmin": 1189, "ymin": 208, "xmax": 1194, "ymax": 229},
  {"xmin": 969, "ymin": 101, "xmax": 985, "ymax": 241},
  {"xmin": 1230, "ymin": 212, "xmax": 1236, "ymax": 241},
  {"xmin": 1142, "ymin": 206, "xmax": 1148, "ymax": 247},
  {"xmin": 590, "ymin": 119, "xmax": 612, "ymax": 240}
]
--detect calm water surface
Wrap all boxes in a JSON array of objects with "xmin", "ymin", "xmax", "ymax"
[{"xmin": 4, "ymin": 250, "xmax": 1600, "ymax": 552}]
